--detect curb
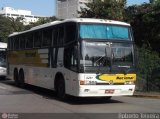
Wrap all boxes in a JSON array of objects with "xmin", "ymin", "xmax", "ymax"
[{"xmin": 133, "ymin": 93, "xmax": 160, "ymax": 99}]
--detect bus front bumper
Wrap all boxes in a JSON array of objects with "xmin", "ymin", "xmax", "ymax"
[{"xmin": 78, "ymin": 85, "xmax": 135, "ymax": 97}]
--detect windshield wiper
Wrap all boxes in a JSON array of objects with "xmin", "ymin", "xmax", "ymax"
[{"xmin": 96, "ymin": 48, "xmax": 108, "ymax": 74}]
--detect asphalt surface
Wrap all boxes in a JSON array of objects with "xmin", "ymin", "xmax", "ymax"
[{"xmin": 0, "ymin": 79, "xmax": 160, "ymax": 119}]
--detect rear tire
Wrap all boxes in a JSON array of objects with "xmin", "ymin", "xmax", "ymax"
[
  {"xmin": 19, "ymin": 69, "xmax": 25, "ymax": 88},
  {"xmin": 14, "ymin": 69, "xmax": 19, "ymax": 86}
]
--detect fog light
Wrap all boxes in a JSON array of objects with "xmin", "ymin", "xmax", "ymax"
[{"xmin": 84, "ymin": 89, "xmax": 89, "ymax": 92}]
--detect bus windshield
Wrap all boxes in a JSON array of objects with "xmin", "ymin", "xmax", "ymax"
[
  {"xmin": 80, "ymin": 24, "xmax": 130, "ymax": 40},
  {"xmin": 80, "ymin": 42, "xmax": 134, "ymax": 73},
  {"xmin": 0, "ymin": 49, "xmax": 6, "ymax": 68}
]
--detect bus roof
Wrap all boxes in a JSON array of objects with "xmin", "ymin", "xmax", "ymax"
[
  {"xmin": 65, "ymin": 18, "xmax": 130, "ymax": 26},
  {"xmin": 9, "ymin": 18, "xmax": 130, "ymax": 37},
  {"xmin": 0, "ymin": 42, "xmax": 7, "ymax": 48}
]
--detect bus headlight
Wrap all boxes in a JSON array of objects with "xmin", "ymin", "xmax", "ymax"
[
  {"xmin": 0, "ymin": 68, "xmax": 6, "ymax": 73},
  {"xmin": 80, "ymin": 80, "xmax": 97, "ymax": 85}
]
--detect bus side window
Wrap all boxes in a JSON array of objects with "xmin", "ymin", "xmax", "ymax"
[
  {"xmin": 26, "ymin": 33, "xmax": 33, "ymax": 49},
  {"xmin": 65, "ymin": 23, "xmax": 76, "ymax": 44},
  {"xmin": 64, "ymin": 46, "xmax": 78, "ymax": 72},
  {"xmin": 8, "ymin": 38, "xmax": 11, "ymax": 50},
  {"xmin": 34, "ymin": 31, "xmax": 42, "ymax": 48},
  {"xmin": 14, "ymin": 37, "xmax": 19, "ymax": 50},
  {"xmin": 58, "ymin": 25, "xmax": 64, "ymax": 46},
  {"xmin": 19, "ymin": 36, "xmax": 26, "ymax": 49},
  {"xmin": 10, "ymin": 38, "xmax": 14, "ymax": 50},
  {"xmin": 53, "ymin": 27, "xmax": 58, "ymax": 46},
  {"xmin": 42, "ymin": 29, "xmax": 52, "ymax": 47}
]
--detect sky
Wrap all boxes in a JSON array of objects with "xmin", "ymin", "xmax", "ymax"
[{"xmin": 0, "ymin": 0, "xmax": 149, "ymax": 17}]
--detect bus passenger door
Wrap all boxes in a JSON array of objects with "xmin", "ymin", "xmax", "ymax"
[{"xmin": 64, "ymin": 46, "xmax": 78, "ymax": 95}]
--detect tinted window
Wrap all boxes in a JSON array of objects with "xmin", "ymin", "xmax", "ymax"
[
  {"xmin": 65, "ymin": 23, "xmax": 76, "ymax": 44},
  {"xmin": 58, "ymin": 25, "xmax": 64, "ymax": 46},
  {"xmin": 26, "ymin": 33, "xmax": 33, "ymax": 48},
  {"xmin": 42, "ymin": 29, "xmax": 52, "ymax": 47},
  {"xmin": 14, "ymin": 37, "xmax": 19, "ymax": 50},
  {"xmin": 19, "ymin": 35, "xmax": 26, "ymax": 49},
  {"xmin": 53, "ymin": 27, "xmax": 58, "ymax": 46},
  {"xmin": 34, "ymin": 31, "xmax": 42, "ymax": 48},
  {"xmin": 64, "ymin": 46, "xmax": 78, "ymax": 72},
  {"xmin": 8, "ymin": 38, "xmax": 11, "ymax": 50}
]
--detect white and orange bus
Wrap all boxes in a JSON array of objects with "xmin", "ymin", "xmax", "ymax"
[{"xmin": 7, "ymin": 18, "xmax": 136, "ymax": 100}]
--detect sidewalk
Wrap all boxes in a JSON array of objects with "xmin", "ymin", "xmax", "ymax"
[{"xmin": 133, "ymin": 91, "xmax": 160, "ymax": 99}]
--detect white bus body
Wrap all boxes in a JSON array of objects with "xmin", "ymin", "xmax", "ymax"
[{"xmin": 7, "ymin": 18, "xmax": 136, "ymax": 99}]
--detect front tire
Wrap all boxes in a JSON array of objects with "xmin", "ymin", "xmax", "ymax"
[{"xmin": 56, "ymin": 79, "xmax": 67, "ymax": 100}]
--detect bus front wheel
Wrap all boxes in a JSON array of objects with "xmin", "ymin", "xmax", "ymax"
[{"xmin": 56, "ymin": 79, "xmax": 67, "ymax": 100}]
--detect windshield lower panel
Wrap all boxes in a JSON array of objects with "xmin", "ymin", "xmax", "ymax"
[{"xmin": 80, "ymin": 41, "xmax": 135, "ymax": 74}]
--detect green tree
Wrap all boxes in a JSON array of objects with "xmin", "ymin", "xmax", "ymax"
[
  {"xmin": 25, "ymin": 16, "xmax": 58, "ymax": 30},
  {"xmin": 0, "ymin": 16, "xmax": 58, "ymax": 42},
  {"xmin": 136, "ymin": 45, "xmax": 160, "ymax": 91},
  {"xmin": 125, "ymin": 1, "xmax": 160, "ymax": 91},
  {"xmin": 79, "ymin": 0, "xmax": 126, "ymax": 21},
  {"xmin": 9, "ymin": 17, "xmax": 25, "ymax": 32},
  {"xmin": 0, "ymin": 15, "xmax": 13, "ymax": 42},
  {"xmin": 0, "ymin": 15, "xmax": 25, "ymax": 42},
  {"xmin": 125, "ymin": 2, "xmax": 160, "ymax": 52}
]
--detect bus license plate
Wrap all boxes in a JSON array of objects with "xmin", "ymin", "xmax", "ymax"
[{"xmin": 105, "ymin": 89, "xmax": 115, "ymax": 94}]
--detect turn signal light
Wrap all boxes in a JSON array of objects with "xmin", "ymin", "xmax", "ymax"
[{"xmin": 80, "ymin": 80, "xmax": 85, "ymax": 85}]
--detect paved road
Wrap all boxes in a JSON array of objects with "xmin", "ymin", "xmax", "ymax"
[{"xmin": 0, "ymin": 79, "xmax": 160, "ymax": 119}]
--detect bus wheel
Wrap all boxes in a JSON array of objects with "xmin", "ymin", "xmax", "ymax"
[
  {"xmin": 19, "ymin": 69, "xmax": 25, "ymax": 88},
  {"xmin": 57, "ymin": 79, "xmax": 67, "ymax": 100},
  {"xmin": 14, "ymin": 69, "xmax": 19, "ymax": 86}
]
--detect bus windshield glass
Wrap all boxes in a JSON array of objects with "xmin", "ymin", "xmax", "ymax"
[
  {"xmin": 80, "ymin": 42, "xmax": 134, "ymax": 73},
  {"xmin": 80, "ymin": 24, "xmax": 130, "ymax": 40},
  {"xmin": 0, "ymin": 49, "xmax": 6, "ymax": 68}
]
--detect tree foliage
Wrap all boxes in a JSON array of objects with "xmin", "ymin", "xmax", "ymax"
[
  {"xmin": 79, "ymin": 0, "xmax": 126, "ymax": 21},
  {"xmin": 125, "ymin": 0, "xmax": 160, "ymax": 90},
  {"xmin": 0, "ymin": 16, "xmax": 57, "ymax": 42},
  {"xmin": 125, "ymin": 1, "xmax": 160, "ymax": 52},
  {"xmin": 0, "ymin": 15, "xmax": 25, "ymax": 42}
]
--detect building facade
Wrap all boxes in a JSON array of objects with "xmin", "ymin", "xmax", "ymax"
[
  {"xmin": 0, "ymin": 7, "xmax": 45, "ymax": 25},
  {"xmin": 57, "ymin": 0, "xmax": 123, "ymax": 19},
  {"xmin": 57, "ymin": 0, "xmax": 92, "ymax": 19}
]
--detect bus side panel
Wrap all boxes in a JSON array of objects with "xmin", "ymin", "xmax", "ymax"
[{"xmin": 62, "ymin": 68, "xmax": 79, "ymax": 96}]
